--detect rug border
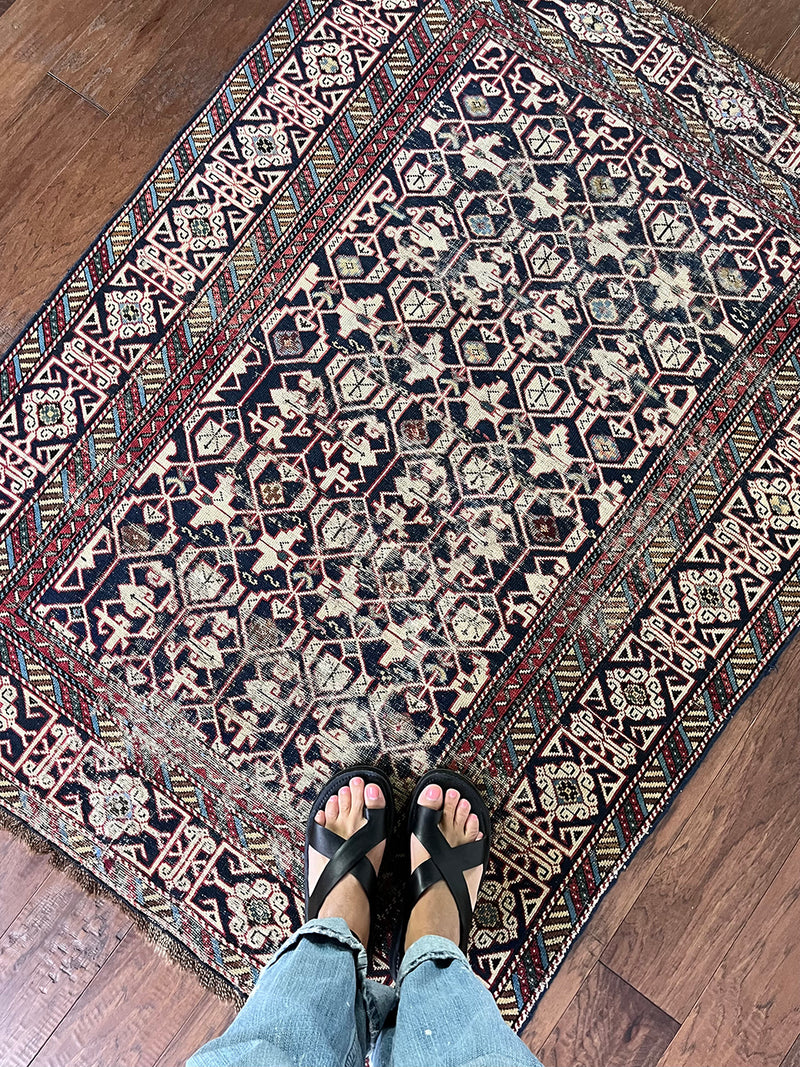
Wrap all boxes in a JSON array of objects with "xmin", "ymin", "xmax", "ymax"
[{"xmin": 511, "ymin": 614, "xmax": 799, "ymax": 1038}]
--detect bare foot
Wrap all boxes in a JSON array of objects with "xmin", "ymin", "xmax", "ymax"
[
  {"xmin": 404, "ymin": 783, "xmax": 485, "ymax": 953},
  {"xmin": 308, "ymin": 776, "xmax": 386, "ymax": 948}
]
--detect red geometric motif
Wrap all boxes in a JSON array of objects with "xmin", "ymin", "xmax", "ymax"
[{"xmin": 1, "ymin": 0, "xmax": 800, "ymax": 1030}]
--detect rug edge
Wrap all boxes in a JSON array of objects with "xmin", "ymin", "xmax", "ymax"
[
  {"xmin": 645, "ymin": 0, "xmax": 800, "ymax": 94},
  {"xmin": 0, "ymin": 803, "xmax": 246, "ymax": 1007}
]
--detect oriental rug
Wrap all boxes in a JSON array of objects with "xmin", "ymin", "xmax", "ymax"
[{"xmin": 2, "ymin": 0, "xmax": 800, "ymax": 1031}]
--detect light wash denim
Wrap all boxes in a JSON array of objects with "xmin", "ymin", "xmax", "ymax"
[{"xmin": 186, "ymin": 917, "xmax": 544, "ymax": 1067}]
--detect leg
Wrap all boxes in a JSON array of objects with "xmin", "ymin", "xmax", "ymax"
[
  {"xmin": 187, "ymin": 917, "xmax": 392, "ymax": 1067},
  {"xmin": 374, "ymin": 780, "xmax": 542, "ymax": 1067},
  {"xmin": 376, "ymin": 934, "xmax": 543, "ymax": 1067},
  {"xmin": 187, "ymin": 774, "xmax": 395, "ymax": 1066}
]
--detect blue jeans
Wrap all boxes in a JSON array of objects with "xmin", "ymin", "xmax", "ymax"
[{"xmin": 186, "ymin": 918, "xmax": 543, "ymax": 1067}]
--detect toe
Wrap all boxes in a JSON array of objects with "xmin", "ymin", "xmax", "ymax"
[
  {"xmin": 466, "ymin": 812, "xmax": 480, "ymax": 838},
  {"xmin": 350, "ymin": 776, "xmax": 365, "ymax": 816},
  {"xmin": 418, "ymin": 782, "xmax": 443, "ymax": 810},
  {"xmin": 443, "ymin": 787, "xmax": 459, "ymax": 824},
  {"xmin": 338, "ymin": 784, "xmax": 352, "ymax": 816},
  {"xmin": 455, "ymin": 797, "xmax": 470, "ymax": 830},
  {"xmin": 325, "ymin": 794, "xmax": 339, "ymax": 822},
  {"xmin": 315, "ymin": 810, "xmax": 326, "ymax": 826},
  {"xmin": 365, "ymin": 781, "xmax": 386, "ymax": 809}
]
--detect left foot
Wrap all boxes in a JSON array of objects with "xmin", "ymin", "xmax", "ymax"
[{"xmin": 308, "ymin": 776, "xmax": 387, "ymax": 948}]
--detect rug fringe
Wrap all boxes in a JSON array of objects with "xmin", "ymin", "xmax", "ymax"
[
  {"xmin": 645, "ymin": 0, "xmax": 800, "ymax": 96},
  {"xmin": 0, "ymin": 805, "xmax": 246, "ymax": 1006}
]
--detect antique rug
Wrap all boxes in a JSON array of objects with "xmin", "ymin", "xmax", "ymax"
[{"xmin": 2, "ymin": 0, "xmax": 800, "ymax": 1031}]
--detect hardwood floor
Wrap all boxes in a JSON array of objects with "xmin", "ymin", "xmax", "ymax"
[{"xmin": 0, "ymin": 0, "xmax": 799, "ymax": 1063}]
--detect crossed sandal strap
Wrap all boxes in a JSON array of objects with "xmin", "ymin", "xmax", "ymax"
[
  {"xmin": 408, "ymin": 804, "xmax": 487, "ymax": 952},
  {"xmin": 307, "ymin": 805, "xmax": 388, "ymax": 920}
]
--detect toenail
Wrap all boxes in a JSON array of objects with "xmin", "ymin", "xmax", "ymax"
[
  {"xmin": 366, "ymin": 784, "xmax": 379, "ymax": 800},
  {"xmin": 447, "ymin": 789, "xmax": 458, "ymax": 800},
  {"xmin": 458, "ymin": 799, "xmax": 469, "ymax": 808},
  {"xmin": 425, "ymin": 786, "xmax": 439, "ymax": 800}
]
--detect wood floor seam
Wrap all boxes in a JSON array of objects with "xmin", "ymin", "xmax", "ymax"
[
  {"xmin": 775, "ymin": 25, "xmax": 800, "ymax": 62},
  {"xmin": 44, "ymin": 72, "xmax": 109, "ymax": 116}
]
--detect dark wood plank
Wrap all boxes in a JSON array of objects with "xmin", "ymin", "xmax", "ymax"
[
  {"xmin": 0, "ymin": 869, "xmax": 131, "ymax": 1067},
  {"xmin": 782, "ymin": 1032, "xmax": 800, "ymax": 1067},
  {"xmin": 536, "ymin": 962, "xmax": 679, "ymax": 1067},
  {"xmin": 656, "ymin": 839, "xmax": 800, "ymax": 1067},
  {"xmin": 50, "ymin": 0, "xmax": 213, "ymax": 113},
  {"xmin": 0, "ymin": 0, "xmax": 286, "ymax": 350},
  {"xmin": 29, "ymin": 927, "xmax": 209, "ymax": 1067},
  {"xmin": 700, "ymin": 0, "xmax": 800, "ymax": 66},
  {"xmin": 601, "ymin": 662, "xmax": 800, "ymax": 1022},
  {"xmin": 773, "ymin": 28, "xmax": 800, "ymax": 82},
  {"xmin": 0, "ymin": 0, "xmax": 109, "ymax": 131},
  {"xmin": 154, "ymin": 990, "xmax": 239, "ymax": 1067},
  {"xmin": 0, "ymin": 826, "xmax": 56, "ymax": 938},
  {"xmin": 0, "ymin": 74, "xmax": 105, "ymax": 237}
]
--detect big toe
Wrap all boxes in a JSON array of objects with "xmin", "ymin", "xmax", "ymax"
[
  {"xmin": 418, "ymin": 782, "xmax": 444, "ymax": 811},
  {"xmin": 365, "ymin": 781, "xmax": 386, "ymax": 809}
]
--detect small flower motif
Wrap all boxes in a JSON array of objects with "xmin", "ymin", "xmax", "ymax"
[
  {"xmin": 463, "ymin": 340, "xmax": 489, "ymax": 363},
  {"xmin": 536, "ymin": 760, "xmax": 598, "ymax": 820},
  {"xmin": 702, "ymin": 83, "xmax": 759, "ymax": 130},
  {"xmin": 468, "ymin": 214, "xmax": 495, "ymax": 236},
  {"xmin": 607, "ymin": 667, "xmax": 666, "ymax": 721},
  {"xmin": 716, "ymin": 265, "xmax": 745, "ymax": 294},
  {"xmin": 749, "ymin": 476, "xmax": 800, "ymax": 527},
  {"xmin": 678, "ymin": 568, "xmax": 740, "ymax": 624},
  {"xmin": 464, "ymin": 94, "xmax": 491, "ymax": 117},
  {"xmin": 564, "ymin": 2, "xmax": 624, "ymax": 44},
  {"xmin": 335, "ymin": 255, "xmax": 363, "ymax": 278},
  {"xmin": 236, "ymin": 123, "xmax": 292, "ymax": 167},
  {"xmin": 590, "ymin": 434, "xmax": 621, "ymax": 462},
  {"xmin": 173, "ymin": 202, "xmax": 227, "ymax": 252},
  {"xmin": 302, "ymin": 42, "xmax": 354, "ymax": 87},
  {"xmin": 87, "ymin": 774, "xmax": 151, "ymax": 841},
  {"xmin": 273, "ymin": 330, "xmax": 303, "ymax": 356},
  {"xmin": 227, "ymin": 879, "xmax": 292, "ymax": 950},
  {"xmin": 105, "ymin": 288, "xmax": 157, "ymax": 339},
  {"xmin": 589, "ymin": 297, "xmax": 619, "ymax": 323},
  {"xmin": 400, "ymin": 419, "xmax": 428, "ymax": 443},
  {"xmin": 21, "ymin": 387, "xmax": 78, "ymax": 442},
  {"xmin": 589, "ymin": 174, "xmax": 616, "ymax": 199}
]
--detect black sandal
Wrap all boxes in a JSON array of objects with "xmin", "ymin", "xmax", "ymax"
[
  {"xmin": 390, "ymin": 768, "xmax": 492, "ymax": 978},
  {"xmin": 305, "ymin": 765, "xmax": 395, "ymax": 925}
]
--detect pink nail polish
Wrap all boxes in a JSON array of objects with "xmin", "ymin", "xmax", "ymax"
[
  {"xmin": 425, "ymin": 785, "xmax": 439, "ymax": 800},
  {"xmin": 366, "ymin": 784, "xmax": 378, "ymax": 800}
]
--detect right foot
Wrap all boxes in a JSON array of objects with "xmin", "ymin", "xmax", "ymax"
[
  {"xmin": 404, "ymin": 782, "xmax": 485, "ymax": 953},
  {"xmin": 308, "ymin": 776, "xmax": 387, "ymax": 949}
]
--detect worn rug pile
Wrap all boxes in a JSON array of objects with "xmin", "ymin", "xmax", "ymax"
[{"xmin": 2, "ymin": 0, "xmax": 800, "ymax": 1030}]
